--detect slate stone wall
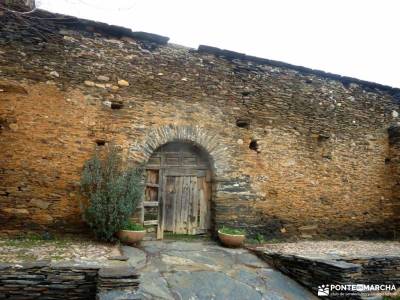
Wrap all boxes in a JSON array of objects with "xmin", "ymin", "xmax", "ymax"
[
  {"xmin": 0, "ymin": 8, "xmax": 399, "ymax": 238},
  {"xmin": 257, "ymin": 251, "xmax": 400, "ymax": 299},
  {"xmin": 0, "ymin": 261, "xmax": 139, "ymax": 300},
  {"xmin": 388, "ymin": 125, "xmax": 400, "ymax": 233}
]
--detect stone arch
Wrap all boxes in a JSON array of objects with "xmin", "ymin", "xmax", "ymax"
[{"xmin": 129, "ymin": 125, "xmax": 230, "ymax": 178}]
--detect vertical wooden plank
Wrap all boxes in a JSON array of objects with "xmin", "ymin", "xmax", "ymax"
[
  {"xmin": 141, "ymin": 170, "xmax": 148, "ymax": 224},
  {"xmin": 199, "ymin": 176, "xmax": 212, "ymax": 231},
  {"xmin": 157, "ymin": 169, "xmax": 164, "ymax": 239},
  {"xmin": 175, "ymin": 176, "xmax": 186, "ymax": 233},
  {"xmin": 173, "ymin": 176, "xmax": 183, "ymax": 233},
  {"xmin": 188, "ymin": 176, "xmax": 198, "ymax": 234},
  {"xmin": 157, "ymin": 153, "xmax": 164, "ymax": 239},
  {"xmin": 140, "ymin": 200, "xmax": 145, "ymax": 224},
  {"xmin": 164, "ymin": 176, "xmax": 175, "ymax": 231},
  {"xmin": 198, "ymin": 176, "xmax": 206, "ymax": 230},
  {"xmin": 186, "ymin": 176, "xmax": 193, "ymax": 234},
  {"xmin": 178, "ymin": 176, "xmax": 190, "ymax": 234},
  {"xmin": 204, "ymin": 175, "xmax": 212, "ymax": 230},
  {"xmin": 187, "ymin": 176, "xmax": 193, "ymax": 234}
]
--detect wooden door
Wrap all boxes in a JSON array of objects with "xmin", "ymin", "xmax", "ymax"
[
  {"xmin": 143, "ymin": 142, "xmax": 212, "ymax": 239},
  {"xmin": 163, "ymin": 175, "xmax": 197, "ymax": 234},
  {"xmin": 162, "ymin": 169, "xmax": 211, "ymax": 235}
]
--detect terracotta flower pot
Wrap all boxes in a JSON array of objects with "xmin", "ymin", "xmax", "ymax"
[
  {"xmin": 117, "ymin": 230, "xmax": 146, "ymax": 245},
  {"xmin": 218, "ymin": 230, "xmax": 245, "ymax": 247}
]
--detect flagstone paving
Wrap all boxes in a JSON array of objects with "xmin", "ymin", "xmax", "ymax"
[{"xmin": 122, "ymin": 241, "xmax": 317, "ymax": 300}]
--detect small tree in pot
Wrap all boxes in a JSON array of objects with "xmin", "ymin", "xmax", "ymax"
[{"xmin": 80, "ymin": 144, "xmax": 144, "ymax": 242}]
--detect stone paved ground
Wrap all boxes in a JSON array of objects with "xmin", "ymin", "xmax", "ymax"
[{"xmin": 122, "ymin": 240, "xmax": 317, "ymax": 300}]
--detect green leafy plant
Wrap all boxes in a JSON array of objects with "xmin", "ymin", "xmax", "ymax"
[
  {"xmin": 80, "ymin": 144, "xmax": 144, "ymax": 242},
  {"xmin": 247, "ymin": 233, "xmax": 266, "ymax": 244},
  {"xmin": 122, "ymin": 220, "xmax": 145, "ymax": 231},
  {"xmin": 255, "ymin": 233, "xmax": 265, "ymax": 243},
  {"xmin": 219, "ymin": 226, "xmax": 246, "ymax": 235}
]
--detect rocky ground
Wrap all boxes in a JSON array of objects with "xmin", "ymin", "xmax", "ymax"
[
  {"xmin": 2, "ymin": 237, "xmax": 398, "ymax": 299},
  {"xmin": 0, "ymin": 235, "xmax": 118, "ymax": 262},
  {"xmin": 251, "ymin": 240, "xmax": 400, "ymax": 259},
  {"xmin": 123, "ymin": 240, "xmax": 317, "ymax": 300}
]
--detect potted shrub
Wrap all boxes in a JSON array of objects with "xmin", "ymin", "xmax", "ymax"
[
  {"xmin": 218, "ymin": 226, "xmax": 246, "ymax": 247},
  {"xmin": 117, "ymin": 220, "xmax": 146, "ymax": 245},
  {"xmin": 80, "ymin": 144, "xmax": 144, "ymax": 242}
]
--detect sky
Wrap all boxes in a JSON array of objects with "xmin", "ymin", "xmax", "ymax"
[{"xmin": 37, "ymin": 0, "xmax": 400, "ymax": 88}]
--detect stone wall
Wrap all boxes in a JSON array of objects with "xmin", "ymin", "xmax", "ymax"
[
  {"xmin": 257, "ymin": 251, "xmax": 400, "ymax": 298},
  {"xmin": 0, "ymin": 261, "xmax": 139, "ymax": 299},
  {"xmin": 1, "ymin": 7, "xmax": 400, "ymax": 238},
  {"xmin": 388, "ymin": 125, "xmax": 400, "ymax": 236}
]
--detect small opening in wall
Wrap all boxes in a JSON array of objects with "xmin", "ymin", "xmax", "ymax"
[
  {"xmin": 0, "ymin": 117, "xmax": 8, "ymax": 131},
  {"xmin": 317, "ymin": 133, "xmax": 330, "ymax": 142},
  {"xmin": 95, "ymin": 139, "xmax": 106, "ymax": 146},
  {"xmin": 249, "ymin": 139, "xmax": 260, "ymax": 153},
  {"xmin": 236, "ymin": 118, "xmax": 250, "ymax": 129},
  {"xmin": 241, "ymin": 91, "xmax": 251, "ymax": 97},
  {"xmin": 322, "ymin": 154, "xmax": 332, "ymax": 160},
  {"xmin": 385, "ymin": 158, "xmax": 391, "ymax": 164},
  {"xmin": 111, "ymin": 101, "xmax": 124, "ymax": 110}
]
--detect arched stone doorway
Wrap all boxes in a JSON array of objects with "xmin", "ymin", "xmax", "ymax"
[{"xmin": 142, "ymin": 141, "xmax": 213, "ymax": 239}]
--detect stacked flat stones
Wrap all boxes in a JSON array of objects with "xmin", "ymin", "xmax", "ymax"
[
  {"xmin": 257, "ymin": 251, "xmax": 400, "ymax": 299},
  {"xmin": 97, "ymin": 266, "xmax": 139, "ymax": 292},
  {"xmin": 0, "ymin": 262, "xmax": 139, "ymax": 300}
]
